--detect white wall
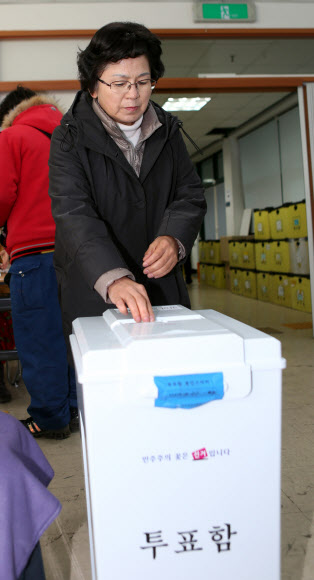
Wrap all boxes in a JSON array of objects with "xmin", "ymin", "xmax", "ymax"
[
  {"xmin": 223, "ymin": 137, "xmax": 245, "ymax": 236},
  {"xmin": 203, "ymin": 183, "xmax": 226, "ymax": 239},
  {"xmin": 239, "ymin": 119, "xmax": 282, "ymax": 210},
  {"xmin": 1, "ymin": 2, "xmax": 314, "ymax": 31},
  {"xmin": 279, "ymin": 107, "xmax": 306, "ymax": 203},
  {"xmin": 238, "ymin": 107, "xmax": 305, "ymax": 212}
]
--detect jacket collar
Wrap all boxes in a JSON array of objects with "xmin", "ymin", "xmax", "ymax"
[
  {"xmin": 63, "ymin": 91, "xmax": 179, "ymax": 183},
  {"xmin": 91, "ymin": 98, "xmax": 162, "ymax": 151}
]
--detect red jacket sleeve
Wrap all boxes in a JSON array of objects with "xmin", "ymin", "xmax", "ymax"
[{"xmin": 0, "ymin": 131, "xmax": 20, "ymax": 226}]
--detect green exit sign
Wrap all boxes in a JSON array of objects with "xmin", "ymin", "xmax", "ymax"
[{"xmin": 194, "ymin": 2, "xmax": 256, "ymax": 22}]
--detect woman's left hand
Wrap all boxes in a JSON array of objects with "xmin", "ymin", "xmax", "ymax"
[{"xmin": 143, "ymin": 236, "xmax": 178, "ymax": 279}]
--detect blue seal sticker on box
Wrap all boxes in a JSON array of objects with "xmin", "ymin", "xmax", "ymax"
[{"xmin": 154, "ymin": 373, "xmax": 224, "ymax": 409}]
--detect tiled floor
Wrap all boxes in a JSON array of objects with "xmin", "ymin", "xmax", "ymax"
[{"xmin": 2, "ymin": 280, "xmax": 314, "ymax": 580}]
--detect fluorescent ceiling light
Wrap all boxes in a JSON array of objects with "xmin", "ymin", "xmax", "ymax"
[
  {"xmin": 162, "ymin": 97, "xmax": 211, "ymax": 112},
  {"xmin": 198, "ymin": 74, "xmax": 237, "ymax": 78}
]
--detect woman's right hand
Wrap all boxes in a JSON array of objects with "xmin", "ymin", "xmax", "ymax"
[{"xmin": 108, "ymin": 277, "xmax": 155, "ymax": 323}]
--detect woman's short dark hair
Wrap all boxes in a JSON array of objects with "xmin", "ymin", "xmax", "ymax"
[
  {"xmin": 0, "ymin": 85, "xmax": 36, "ymax": 127},
  {"xmin": 77, "ymin": 22, "xmax": 165, "ymax": 93}
]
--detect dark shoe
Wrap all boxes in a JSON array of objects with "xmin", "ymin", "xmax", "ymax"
[
  {"xmin": 0, "ymin": 381, "xmax": 12, "ymax": 404},
  {"xmin": 20, "ymin": 416, "xmax": 71, "ymax": 439},
  {"xmin": 69, "ymin": 406, "xmax": 80, "ymax": 433}
]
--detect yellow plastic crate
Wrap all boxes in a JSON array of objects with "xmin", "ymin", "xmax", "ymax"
[
  {"xmin": 207, "ymin": 264, "xmax": 226, "ymax": 289},
  {"xmin": 229, "ymin": 241, "xmax": 241, "ymax": 268},
  {"xmin": 290, "ymin": 276, "xmax": 312, "ymax": 313},
  {"xmin": 206, "ymin": 240, "xmax": 221, "ymax": 264},
  {"xmin": 287, "ymin": 202, "xmax": 307, "ymax": 238},
  {"xmin": 270, "ymin": 274, "xmax": 292, "ymax": 308},
  {"xmin": 239, "ymin": 241, "xmax": 256, "ymax": 270},
  {"xmin": 198, "ymin": 241, "xmax": 206, "ymax": 262},
  {"xmin": 254, "ymin": 210, "xmax": 271, "ymax": 240},
  {"xmin": 289, "ymin": 239, "xmax": 310, "ymax": 275},
  {"xmin": 199, "ymin": 263, "xmax": 207, "ymax": 285},
  {"xmin": 230, "ymin": 268, "xmax": 243, "ymax": 295},
  {"xmin": 205, "ymin": 264, "xmax": 213, "ymax": 286},
  {"xmin": 269, "ymin": 241, "xmax": 291, "ymax": 273},
  {"xmin": 269, "ymin": 206, "xmax": 290, "ymax": 240},
  {"xmin": 241, "ymin": 270, "xmax": 257, "ymax": 299},
  {"xmin": 203, "ymin": 241, "xmax": 210, "ymax": 263},
  {"xmin": 255, "ymin": 242, "xmax": 272, "ymax": 272},
  {"xmin": 257, "ymin": 272, "xmax": 271, "ymax": 302}
]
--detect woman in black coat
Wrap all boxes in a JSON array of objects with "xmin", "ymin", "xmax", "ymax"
[{"xmin": 49, "ymin": 22, "xmax": 206, "ymax": 341}]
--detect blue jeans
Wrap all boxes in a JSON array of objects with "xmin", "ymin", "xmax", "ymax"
[
  {"xmin": 9, "ymin": 253, "xmax": 77, "ymax": 430},
  {"xmin": 18, "ymin": 543, "xmax": 46, "ymax": 580}
]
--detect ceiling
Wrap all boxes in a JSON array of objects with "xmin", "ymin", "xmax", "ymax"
[
  {"xmin": 149, "ymin": 35, "xmax": 314, "ymax": 155},
  {"xmin": 161, "ymin": 38, "xmax": 314, "ymax": 77},
  {"xmin": 152, "ymin": 91, "xmax": 290, "ymax": 155}
]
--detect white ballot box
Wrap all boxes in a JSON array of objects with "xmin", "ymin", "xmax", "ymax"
[{"xmin": 70, "ymin": 306, "xmax": 285, "ymax": 580}]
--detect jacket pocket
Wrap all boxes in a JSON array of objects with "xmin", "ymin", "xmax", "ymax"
[{"xmin": 9, "ymin": 259, "xmax": 44, "ymax": 311}]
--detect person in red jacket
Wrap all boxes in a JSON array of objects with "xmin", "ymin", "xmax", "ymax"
[{"xmin": 0, "ymin": 86, "xmax": 78, "ymax": 438}]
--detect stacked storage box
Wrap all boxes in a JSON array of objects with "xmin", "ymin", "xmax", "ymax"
[
  {"xmin": 254, "ymin": 209, "xmax": 271, "ymax": 240},
  {"xmin": 206, "ymin": 264, "xmax": 226, "ymax": 289},
  {"xmin": 198, "ymin": 201, "xmax": 311, "ymax": 313},
  {"xmin": 199, "ymin": 263, "xmax": 207, "ymax": 286},
  {"xmin": 255, "ymin": 241, "xmax": 272, "ymax": 272},
  {"xmin": 205, "ymin": 240, "xmax": 220, "ymax": 264},
  {"xmin": 242, "ymin": 270, "xmax": 257, "ymax": 299},
  {"xmin": 288, "ymin": 202, "xmax": 307, "ymax": 238},
  {"xmin": 230, "ymin": 268, "xmax": 243, "ymax": 295},
  {"xmin": 229, "ymin": 241, "xmax": 241, "ymax": 268},
  {"xmin": 268, "ymin": 205, "xmax": 290, "ymax": 240},
  {"xmin": 257, "ymin": 272, "xmax": 272, "ymax": 303},
  {"xmin": 198, "ymin": 240, "xmax": 226, "ymax": 289},
  {"xmin": 270, "ymin": 274, "xmax": 293, "ymax": 308},
  {"xmin": 290, "ymin": 276, "xmax": 311, "ymax": 313},
  {"xmin": 289, "ymin": 238, "xmax": 309, "ymax": 275},
  {"xmin": 270, "ymin": 241, "xmax": 291, "ymax": 273},
  {"xmin": 253, "ymin": 201, "xmax": 311, "ymax": 312},
  {"xmin": 228, "ymin": 238, "xmax": 257, "ymax": 299}
]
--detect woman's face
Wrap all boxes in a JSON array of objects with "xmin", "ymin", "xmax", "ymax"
[{"xmin": 91, "ymin": 55, "xmax": 153, "ymax": 125}]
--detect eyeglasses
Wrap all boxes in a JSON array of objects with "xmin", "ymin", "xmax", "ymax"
[{"xmin": 97, "ymin": 78, "xmax": 156, "ymax": 94}]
